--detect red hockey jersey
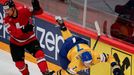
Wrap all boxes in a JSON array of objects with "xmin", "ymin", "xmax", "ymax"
[{"xmin": 4, "ymin": 4, "xmax": 43, "ymax": 46}]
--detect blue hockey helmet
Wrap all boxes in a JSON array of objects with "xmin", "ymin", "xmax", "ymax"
[{"xmin": 81, "ymin": 51, "xmax": 92, "ymax": 63}]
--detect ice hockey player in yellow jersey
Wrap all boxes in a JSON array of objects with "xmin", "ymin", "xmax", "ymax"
[{"xmin": 55, "ymin": 16, "xmax": 121, "ymax": 75}]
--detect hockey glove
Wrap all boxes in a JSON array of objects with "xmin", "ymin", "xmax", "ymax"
[
  {"xmin": 55, "ymin": 16, "xmax": 67, "ymax": 31},
  {"xmin": 32, "ymin": 0, "xmax": 41, "ymax": 11},
  {"xmin": 21, "ymin": 24, "xmax": 34, "ymax": 33},
  {"xmin": 111, "ymin": 62, "xmax": 121, "ymax": 75},
  {"xmin": 100, "ymin": 53, "xmax": 108, "ymax": 62},
  {"xmin": 55, "ymin": 16, "xmax": 64, "ymax": 25}
]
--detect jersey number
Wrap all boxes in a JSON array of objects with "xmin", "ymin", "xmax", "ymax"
[{"xmin": 15, "ymin": 22, "xmax": 24, "ymax": 29}]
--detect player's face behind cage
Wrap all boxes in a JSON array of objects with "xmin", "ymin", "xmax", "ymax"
[
  {"xmin": 4, "ymin": 8, "xmax": 15, "ymax": 16},
  {"xmin": 3, "ymin": 0, "xmax": 15, "ymax": 16}
]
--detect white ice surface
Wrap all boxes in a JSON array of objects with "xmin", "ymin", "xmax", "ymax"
[{"xmin": 0, "ymin": 49, "xmax": 42, "ymax": 75}]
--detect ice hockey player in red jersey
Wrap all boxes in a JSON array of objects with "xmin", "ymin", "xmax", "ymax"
[{"xmin": 2, "ymin": 0, "xmax": 54, "ymax": 75}]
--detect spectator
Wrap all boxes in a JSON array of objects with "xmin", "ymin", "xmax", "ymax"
[{"xmin": 111, "ymin": 0, "xmax": 134, "ymax": 44}]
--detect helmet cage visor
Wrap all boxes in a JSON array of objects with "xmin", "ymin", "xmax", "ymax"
[{"xmin": 3, "ymin": 5, "xmax": 10, "ymax": 10}]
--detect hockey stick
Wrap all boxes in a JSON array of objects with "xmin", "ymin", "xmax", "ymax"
[
  {"xmin": 88, "ymin": 21, "xmax": 101, "ymax": 75},
  {"xmin": 92, "ymin": 21, "xmax": 101, "ymax": 50}
]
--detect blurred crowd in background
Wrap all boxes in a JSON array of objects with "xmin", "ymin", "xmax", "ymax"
[{"xmin": 16, "ymin": 0, "xmax": 134, "ymax": 44}]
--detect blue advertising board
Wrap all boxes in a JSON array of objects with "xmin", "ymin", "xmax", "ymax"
[
  {"xmin": 34, "ymin": 17, "xmax": 91, "ymax": 74},
  {"xmin": 0, "ymin": 4, "xmax": 4, "ymax": 39},
  {"xmin": 34, "ymin": 17, "xmax": 64, "ymax": 65},
  {"xmin": 0, "ymin": 4, "xmax": 9, "ymax": 43},
  {"xmin": 34, "ymin": 17, "xmax": 91, "ymax": 65}
]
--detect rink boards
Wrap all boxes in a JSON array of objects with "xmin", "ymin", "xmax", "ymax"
[{"xmin": 0, "ymin": 2, "xmax": 134, "ymax": 75}]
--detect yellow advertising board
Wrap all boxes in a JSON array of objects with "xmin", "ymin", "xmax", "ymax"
[
  {"xmin": 91, "ymin": 39, "xmax": 133, "ymax": 75},
  {"xmin": 91, "ymin": 39, "xmax": 111, "ymax": 75}
]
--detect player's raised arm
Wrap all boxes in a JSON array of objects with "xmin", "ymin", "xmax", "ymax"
[
  {"xmin": 55, "ymin": 16, "xmax": 73, "ymax": 40},
  {"xmin": 31, "ymin": 0, "xmax": 43, "ymax": 15}
]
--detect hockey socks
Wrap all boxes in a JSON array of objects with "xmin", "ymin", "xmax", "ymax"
[
  {"xmin": 35, "ymin": 50, "xmax": 48, "ymax": 73},
  {"xmin": 15, "ymin": 61, "xmax": 29, "ymax": 75}
]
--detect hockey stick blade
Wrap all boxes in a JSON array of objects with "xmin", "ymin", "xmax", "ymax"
[{"xmin": 95, "ymin": 21, "xmax": 101, "ymax": 36}]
